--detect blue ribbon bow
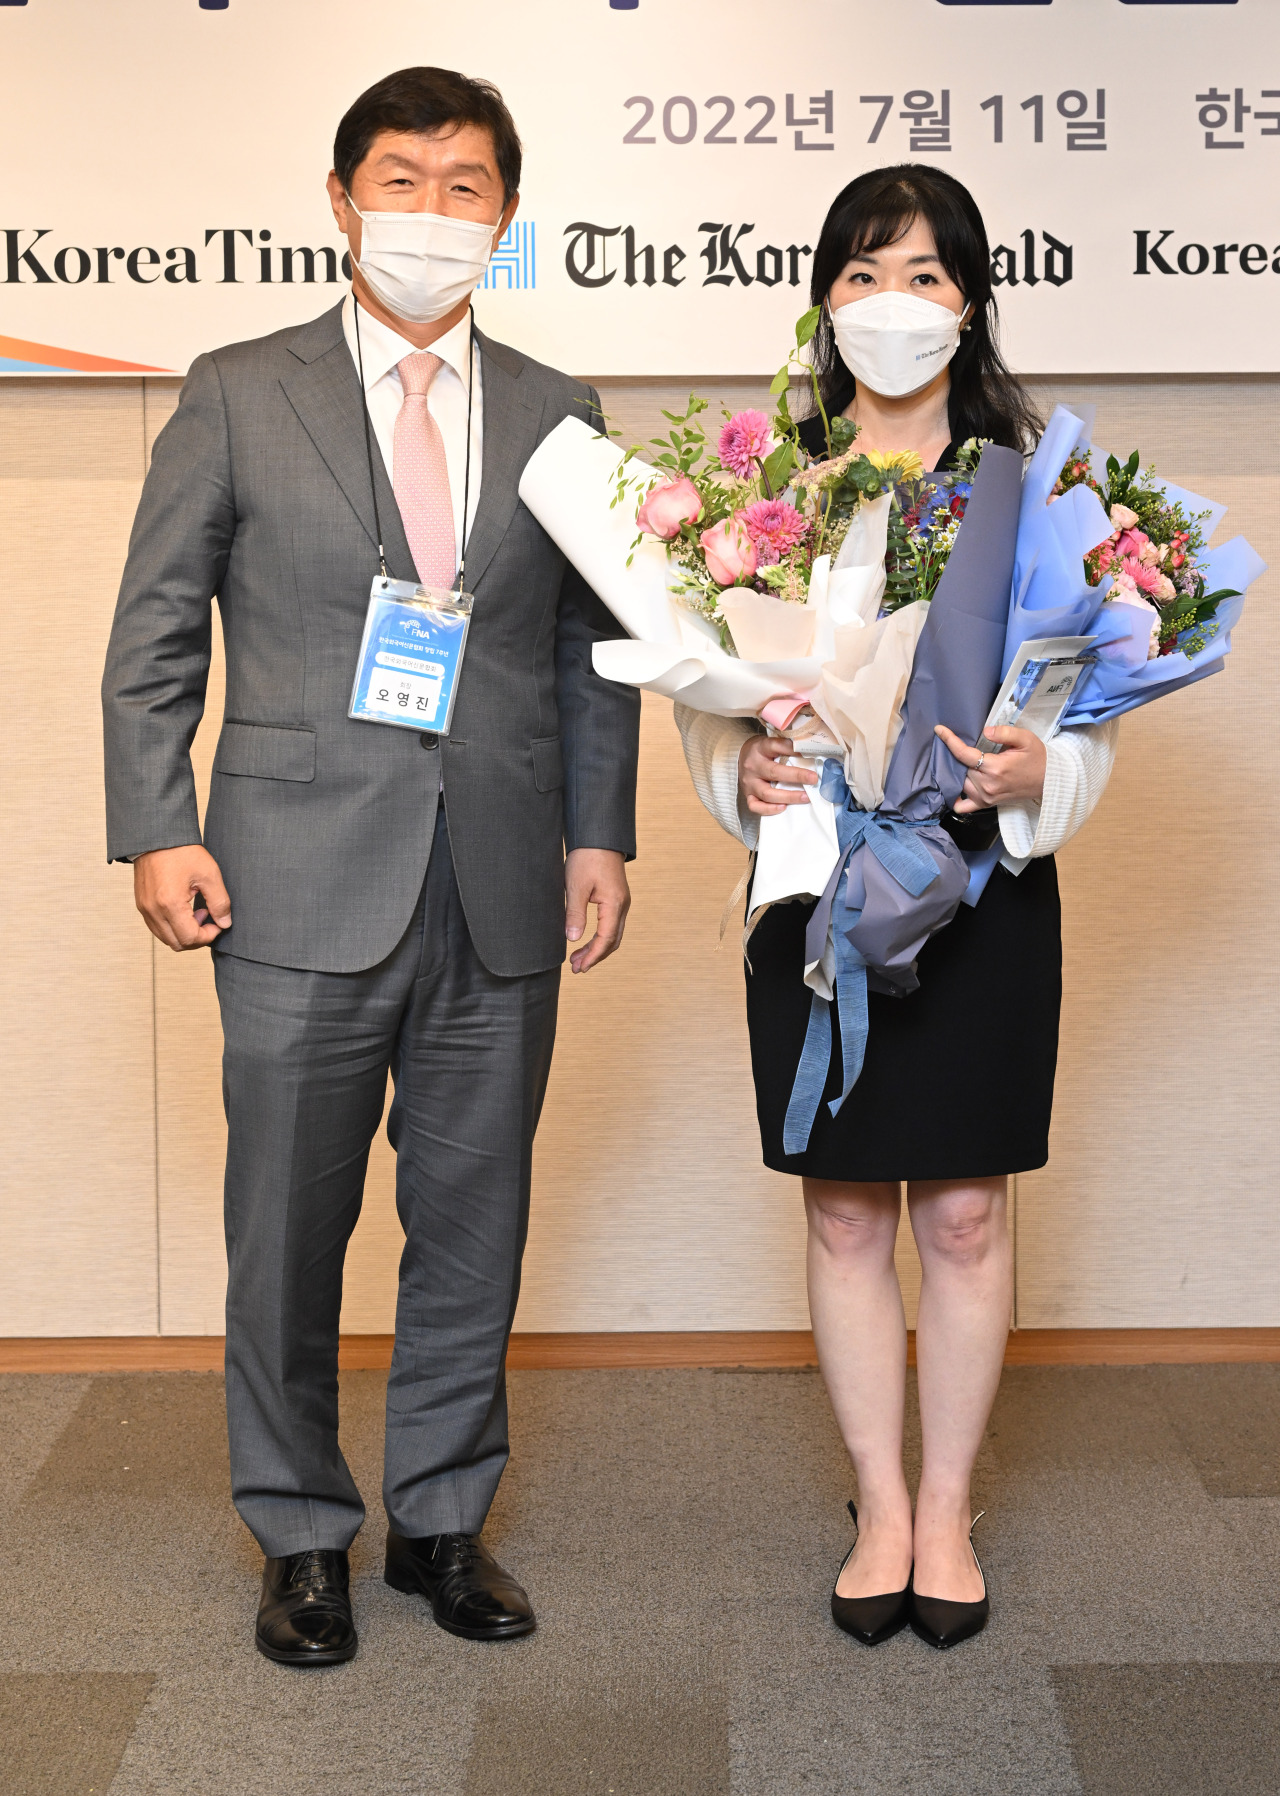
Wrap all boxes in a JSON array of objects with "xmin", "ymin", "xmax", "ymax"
[{"xmin": 781, "ymin": 761, "xmax": 941, "ymax": 1157}]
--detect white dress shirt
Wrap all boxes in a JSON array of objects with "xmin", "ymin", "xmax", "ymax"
[{"xmin": 342, "ymin": 293, "xmax": 484, "ymax": 574}]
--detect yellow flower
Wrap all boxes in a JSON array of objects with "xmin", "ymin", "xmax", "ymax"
[{"xmin": 865, "ymin": 449, "xmax": 925, "ymax": 482}]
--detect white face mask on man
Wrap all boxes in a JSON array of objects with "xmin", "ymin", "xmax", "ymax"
[
  {"xmin": 346, "ymin": 198, "xmax": 499, "ymax": 325},
  {"xmin": 828, "ymin": 290, "xmax": 966, "ymax": 398}
]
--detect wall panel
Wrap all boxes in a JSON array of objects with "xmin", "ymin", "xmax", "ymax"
[
  {"xmin": 0, "ymin": 382, "xmax": 157, "ymax": 1334},
  {"xmin": 520, "ymin": 691, "xmax": 808, "ymax": 1332}
]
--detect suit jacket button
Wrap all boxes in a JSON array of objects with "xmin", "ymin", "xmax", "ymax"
[{"xmin": 420, "ymin": 732, "xmax": 439, "ymax": 750}]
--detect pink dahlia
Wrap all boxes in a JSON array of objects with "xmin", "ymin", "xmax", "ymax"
[
  {"xmin": 738, "ymin": 498, "xmax": 808, "ymax": 567},
  {"xmin": 718, "ymin": 410, "xmax": 774, "ymax": 480}
]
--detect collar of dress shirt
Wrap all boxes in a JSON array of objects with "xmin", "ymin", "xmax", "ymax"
[{"xmin": 342, "ymin": 292, "xmax": 475, "ymax": 395}]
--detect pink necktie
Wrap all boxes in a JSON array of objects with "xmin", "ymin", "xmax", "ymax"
[{"xmin": 393, "ymin": 352, "xmax": 456, "ymax": 589}]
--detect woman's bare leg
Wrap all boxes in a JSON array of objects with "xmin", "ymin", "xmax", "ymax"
[
  {"xmin": 907, "ymin": 1175, "xmax": 1012, "ymax": 1602},
  {"xmin": 804, "ymin": 1178, "xmax": 914, "ymax": 1598}
]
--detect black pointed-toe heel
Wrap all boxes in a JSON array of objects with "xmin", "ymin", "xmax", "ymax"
[
  {"xmin": 909, "ymin": 1511, "xmax": 990, "ymax": 1651},
  {"xmin": 830, "ymin": 1502, "xmax": 913, "ymax": 1646}
]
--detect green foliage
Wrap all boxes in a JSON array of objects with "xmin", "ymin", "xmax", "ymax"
[
  {"xmin": 642, "ymin": 393, "xmax": 712, "ymax": 480},
  {"xmin": 795, "ymin": 305, "xmax": 821, "ymax": 347},
  {"xmin": 951, "ymin": 437, "xmax": 990, "ymax": 480},
  {"xmin": 829, "ymin": 415, "xmax": 858, "ymax": 455},
  {"xmin": 761, "ymin": 439, "xmax": 796, "ymax": 496}
]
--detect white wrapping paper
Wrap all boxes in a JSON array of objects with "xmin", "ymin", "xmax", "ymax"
[
  {"xmin": 517, "ymin": 416, "xmax": 688, "ymax": 648},
  {"xmin": 520, "ymin": 418, "xmax": 822, "ymax": 714}
]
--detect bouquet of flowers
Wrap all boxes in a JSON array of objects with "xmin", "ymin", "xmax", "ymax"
[
  {"xmin": 1003, "ymin": 404, "xmax": 1265, "ymax": 730},
  {"xmin": 1060, "ymin": 447, "xmax": 1235, "ymax": 660}
]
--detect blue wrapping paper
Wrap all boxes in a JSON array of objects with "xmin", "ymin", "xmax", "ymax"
[{"xmin": 1007, "ymin": 406, "xmax": 1267, "ymax": 723}]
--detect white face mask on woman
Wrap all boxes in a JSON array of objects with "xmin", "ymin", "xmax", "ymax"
[
  {"xmin": 828, "ymin": 290, "xmax": 965, "ymax": 398},
  {"xmin": 346, "ymin": 198, "xmax": 498, "ymax": 325}
]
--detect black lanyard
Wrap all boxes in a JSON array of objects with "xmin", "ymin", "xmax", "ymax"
[{"xmin": 352, "ymin": 297, "xmax": 476, "ymax": 589}]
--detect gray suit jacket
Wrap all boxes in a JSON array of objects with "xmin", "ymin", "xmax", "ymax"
[{"xmin": 102, "ymin": 303, "xmax": 640, "ymax": 977}]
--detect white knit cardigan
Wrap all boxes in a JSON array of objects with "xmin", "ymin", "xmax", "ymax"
[{"xmin": 674, "ymin": 706, "xmax": 1119, "ymax": 870}]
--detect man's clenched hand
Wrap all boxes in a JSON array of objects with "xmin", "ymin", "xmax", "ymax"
[
  {"xmin": 133, "ymin": 845, "xmax": 232, "ymax": 951},
  {"xmin": 564, "ymin": 849, "xmax": 630, "ymax": 974}
]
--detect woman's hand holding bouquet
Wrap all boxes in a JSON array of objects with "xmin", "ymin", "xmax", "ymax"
[
  {"xmin": 739, "ymin": 731, "xmax": 819, "ymax": 817},
  {"xmin": 934, "ymin": 723, "xmax": 1047, "ymax": 815}
]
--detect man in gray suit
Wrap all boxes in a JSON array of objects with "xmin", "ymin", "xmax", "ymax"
[{"xmin": 101, "ymin": 67, "xmax": 639, "ymax": 1665}]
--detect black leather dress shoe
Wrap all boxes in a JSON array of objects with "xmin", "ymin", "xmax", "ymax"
[
  {"xmin": 909, "ymin": 1513, "xmax": 990, "ymax": 1651},
  {"xmin": 255, "ymin": 1548, "xmax": 357, "ymax": 1666},
  {"xmin": 384, "ymin": 1529, "xmax": 535, "ymax": 1640},
  {"xmin": 830, "ymin": 1502, "xmax": 913, "ymax": 1646}
]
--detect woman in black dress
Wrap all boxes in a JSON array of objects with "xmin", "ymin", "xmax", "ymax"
[{"xmin": 677, "ymin": 165, "xmax": 1116, "ymax": 1649}]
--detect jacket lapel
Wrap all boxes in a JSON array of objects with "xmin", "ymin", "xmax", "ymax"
[
  {"xmin": 462, "ymin": 329, "xmax": 544, "ymax": 592},
  {"xmin": 278, "ymin": 304, "xmax": 416, "ymax": 583}
]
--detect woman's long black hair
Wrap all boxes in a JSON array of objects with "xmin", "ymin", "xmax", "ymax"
[{"xmin": 807, "ymin": 163, "xmax": 1041, "ymax": 453}]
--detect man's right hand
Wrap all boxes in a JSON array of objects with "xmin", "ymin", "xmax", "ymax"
[{"xmin": 133, "ymin": 845, "xmax": 232, "ymax": 951}]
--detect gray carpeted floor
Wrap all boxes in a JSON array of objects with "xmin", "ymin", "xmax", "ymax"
[{"xmin": 0, "ymin": 1363, "xmax": 1277, "ymax": 1795}]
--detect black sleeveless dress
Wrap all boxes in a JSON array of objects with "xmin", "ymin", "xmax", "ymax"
[{"xmin": 746, "ymin": 424, "xmax": 1061, "ymax": 1182}]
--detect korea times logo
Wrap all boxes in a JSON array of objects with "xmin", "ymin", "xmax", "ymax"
[{"xmin": 0, "ymin": 222, "xmax": 537, "ymax": 291}]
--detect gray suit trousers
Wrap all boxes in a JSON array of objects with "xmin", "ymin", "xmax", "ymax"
[{"xmin": 216, "ymin": 811, "xmax": 559, "ymax": 1556}]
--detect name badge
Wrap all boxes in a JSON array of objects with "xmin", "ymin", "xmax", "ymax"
[{"xmin": 349, "ymin": 578, "xmax": 473, "ymax": 736}]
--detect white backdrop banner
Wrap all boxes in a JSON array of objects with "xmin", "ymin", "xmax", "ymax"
[{"xmin": 1, "ymin": 0, "xmax": 1276, "ymax": 375}]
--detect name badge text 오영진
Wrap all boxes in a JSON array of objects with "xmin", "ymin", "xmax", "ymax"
[{"xmin": 349, "ymin": 579, "xmax": 473, "ymax": 736}]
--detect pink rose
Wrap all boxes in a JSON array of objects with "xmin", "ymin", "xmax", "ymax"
[
  {"xmin": 701, "ymin": 515, "xmax": 758, "ymax": 586},
  {"xmin": 1113, "ymin": 527, "xmax": 1148, "ymax": 561},
  {"xmin": 636, "ymin": 476, "xmax": 703, "ymax": 540},
  {"xmin": 1110, "ymin": 503, "xmax": 1140, "ymax": 530},
  {"xmin": 1108, "ymin": 575, "xmax": 1163, "ymax": 658}
]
